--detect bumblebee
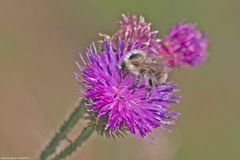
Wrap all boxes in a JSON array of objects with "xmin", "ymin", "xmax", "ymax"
[{"xmin": 120, "ymin": 50, "xmax": 171, "ymax": 92}]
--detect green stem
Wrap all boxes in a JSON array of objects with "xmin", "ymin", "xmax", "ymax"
[
  {"xmin": 51, "ymin": 125, "xmax": 95, "ymax": 160},
  {"xmin": 40, "ymin": 99, "xmax": 87, "ymax": 160}
]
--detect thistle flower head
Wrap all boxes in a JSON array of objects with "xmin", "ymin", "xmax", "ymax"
[
  {"xmin": 159, "ymin": 22, "xmax": 208, "ymax": 67},
  {"xmin": 75, "ymin": 40, "xmax": 180, "ymax": 137},
  {"xmin": 101, "ymin": 14, "xmax": 161, "ymax": 54}
]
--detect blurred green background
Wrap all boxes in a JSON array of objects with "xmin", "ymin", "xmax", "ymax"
[{"xmin": 0, "ymin": 0, "xmax": 239, "ymax": 160}]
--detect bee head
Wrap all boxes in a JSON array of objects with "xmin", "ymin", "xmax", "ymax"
[{"xmin": 128, "ymin": 53, "xmax": 143, "ymax": 60}]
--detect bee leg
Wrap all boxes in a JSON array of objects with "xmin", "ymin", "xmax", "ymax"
[
  {"xmin": 146, "ymin": 79, "xmax": 153, "ymax": 99},
  {"xmin": 159, "ymin": 65, "xmax": 172, "ymax": 83},
  {"xmin": 129, "ymin": 76, "xmax": 141, "ymax": 93},
  {"xmin": 158, "ymin": 73, "xmax": 168, "ymax": 83},
  {"xmin": 120, "ymin": 61, "xmax": 126, "ymax": 71},
  {"xmin": 119, "ymin": 62, "xmax": 127, "ymax": 78}
]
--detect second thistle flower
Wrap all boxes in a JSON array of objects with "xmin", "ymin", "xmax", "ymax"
[{"xmin": 159, "ymin": 22, "xmax": 208, "ymax": 67}]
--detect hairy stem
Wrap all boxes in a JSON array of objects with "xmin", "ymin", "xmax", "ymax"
[
  {"xmin": 51, "ymin": 125, "xmax": 95, "ymax": 160},
  {"xmin": 40, "ymin": 99, "xmax": 87, "ymax": 160}
]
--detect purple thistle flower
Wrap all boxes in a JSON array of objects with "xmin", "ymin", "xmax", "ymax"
[
  {"xmin": 100, "ymin": 14, "xmax": 161, "ymax": 54},
  {"xmin": 159, "ymin": 22, "xmax": 208, "ymax": 67},
  {"xmin": 75, "ymin": 40, "xmax": 180, "ymax": 137}
]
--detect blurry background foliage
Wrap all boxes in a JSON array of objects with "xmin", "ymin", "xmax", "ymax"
[{"xmin": 0, "ymin": 0, "xmax": 239, "ymax": 160}]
